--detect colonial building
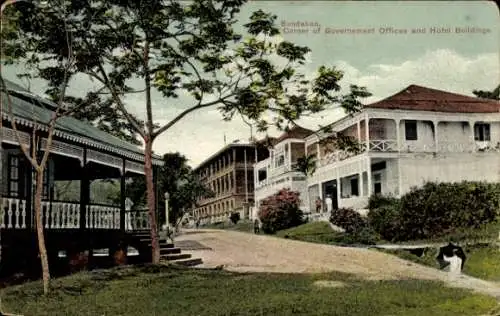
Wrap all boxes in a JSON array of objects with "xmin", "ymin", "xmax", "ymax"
[
  {"xmin": 252, "ymin": 84, "xmax": 500, "ymax": 218},
  {"xmin": 306, "ymin": 84, "xmax": 499, "ymax": 212},
  {"xmin": 192, "ymin": 141, "xmax": 270, "ymax": 224},
  {"xmin": 1, "ymin": 80, "xmax": 167, "ymax": 275},
  {"xmin": 253, "ymin": 126, "xmax": 313, "ymax": 219}
]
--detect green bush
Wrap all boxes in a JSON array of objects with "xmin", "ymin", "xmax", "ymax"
[
  {"xmin": 330, "ymin": 208, "xmax": 367, "ymax": 233},
  {"xmin": 258, "ymin": 189, "xmax": 304, "ymax": 234},
  {"xmin": 342, "ymin": 226, "xmax": 381, "ymax": 245},
  {"xmin": 367, "ymin": 182, "xmax": 500, "ymax": 242},
  {"xmin": 368, "ymin": 194, "xmax": 399, "ymax": 210},
  {"xmin": 396, "ymin": 181, "xmax": 500, "ymax": 241},
  {"xmin": 367, "ymin": 200, "xmax": 402, "ymax": 242}
]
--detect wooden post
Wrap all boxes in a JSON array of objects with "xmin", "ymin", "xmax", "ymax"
[
  {"xmin": 79, "ymin": 148, "xmax": 88, "ymax": 230},
  {"xmin": 25, "ymin": 158, "xmax": 33, "ymax": 229},
  {"xmin": 120, "ymin": 159, "xmax": 126, "ymax": 232}
]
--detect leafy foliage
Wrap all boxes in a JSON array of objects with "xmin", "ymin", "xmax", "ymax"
[
  {"xmin": 124, "ymin": 152, "xmax": 214, "ymax": 225},
  {"xmin": 368, "ymin": 182, "xmax": 500, "ymax": 242},
  {"xmin": 258, "ymin": 188, "xmax": 304, "ymax": 234},
  {"xmin": 9, "ymin": 1, "xmax": 372, "ymax": 138},
  {"xmin": 329, "ymin": 208, "xmax": 367, "ymax": 234},
  {"xmin": 367, "ymin": 201, "xmax": 402, "ymax": 242},
  {"xmin": 8, "ymin": 0, "xmax": 371, "ymax": 263},
  {"xmin": 294, "ymin": 154, "xmax": 317, "ymax": 176},
  {"xmin": 472, "ymin": 84, "xmax": 500, "ymax": 100}
]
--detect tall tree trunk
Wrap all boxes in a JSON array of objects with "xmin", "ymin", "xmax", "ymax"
[
  {"xmin": 34, "ymin": 168, "xmax": 50, "ymax": 294},
  {"xmin": 144, "ymin": 137, "xmax": 160, "ymax": 263}
]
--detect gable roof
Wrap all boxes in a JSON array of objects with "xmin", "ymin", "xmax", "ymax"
[
  {"xmin": 1, "ymin": 82, "xmax": 163, "ymax": 165},
  {"xmin": 274, "ymin": 125, "xmax": 314, "ymax": 143},
  {"xmin": 365, "ymin": 84, "xmax": 500, "ymax": 113}
]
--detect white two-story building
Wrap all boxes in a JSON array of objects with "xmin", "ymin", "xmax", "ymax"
[
  {"xmin": 306, "ymin": 84, "xmax": 499, "ymax": 212},
  {"xmin": 252, "ymin": 126, "xmax": 313, "ymax": 219},
  {"xmin": 252, "ymin": 84, "xmax": 499, "ymax": 218}
]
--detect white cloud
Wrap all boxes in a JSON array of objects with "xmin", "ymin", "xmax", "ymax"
[{"xmin": 339, "ymin": 49, "xmax": 499, "ymax": 103}]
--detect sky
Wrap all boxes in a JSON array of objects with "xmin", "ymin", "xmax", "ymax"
[{"xmin": 3, "ymin": 1, "xmax": 499, "ymax": 168}]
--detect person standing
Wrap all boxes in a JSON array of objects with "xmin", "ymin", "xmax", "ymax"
[
  {"xmin": 315, "ymin": 197, "xmax": 322, "ymax": 213},
  {"xmin": 325, "ymin": 194, "xmax": 333, "ymax": 212}
]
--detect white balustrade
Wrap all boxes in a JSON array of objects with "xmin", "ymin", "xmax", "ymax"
[
  {"xmin": 0, "ymin": 198, "xmax": 27, "ymax": 229},
  {"xmin": 1, "ymin": 198, "xmax": 148, "ymax": 231},
  {"xmin": 125, "ymin": 209, "xmax": 151, "ymax": 231},
  {"xmin": 86, "ymin": 205, "xmax": 120, "ymax": 229}
]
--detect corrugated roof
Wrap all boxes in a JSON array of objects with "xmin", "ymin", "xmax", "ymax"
[
  {"xmin": 193, "ymin": 142, "xmax": 256, "ymax": 171},
  {"xmin": 1, "ymin": 85, "xmax": 163, "ymax": 164},
  {"xmin": 365, "ymin": 84, "xmax": 500, "ymax": 113}
]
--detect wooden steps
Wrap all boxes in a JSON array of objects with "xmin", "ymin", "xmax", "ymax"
[{"xmin": 130, "ymin": 233, "xmax": 203, "ymax": 267}]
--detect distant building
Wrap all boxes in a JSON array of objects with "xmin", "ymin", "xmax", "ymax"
[{"xmin": 192, "ymin": 141, "xmax": 270, "ymax": 224}]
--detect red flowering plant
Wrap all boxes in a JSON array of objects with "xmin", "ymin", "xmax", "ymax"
[{"xmin": 258, "ymin": 188, "xmax": 304, "ymax": 234}]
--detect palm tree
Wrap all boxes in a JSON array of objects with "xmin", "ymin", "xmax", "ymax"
[{"xmin": 294, "ymin": 154, "xmax": 317, "ymax": 176}]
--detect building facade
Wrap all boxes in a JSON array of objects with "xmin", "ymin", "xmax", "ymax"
[
  {"xmin": 192, "ymin": 142, "xmax": 269, "ymax": 224},
  {"xmin": 253, "ymin": 126, "xmax": 313, "ymax": 219},
  {"xmin": 305, "ymin": 84, "xmax": 499, "ymax": 212},
  {"xmin": 252, "ymin": 84, "xmax": 500, "ymax": 219}
]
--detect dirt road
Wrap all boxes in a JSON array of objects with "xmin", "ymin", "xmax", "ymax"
[{"xmin": 176, "ymin": 229, "xmax": 500, "ymax": 298}]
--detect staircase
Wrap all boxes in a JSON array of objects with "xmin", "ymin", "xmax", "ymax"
[{"xmin": 131, "ymin": 232, "xmax": 203, "ymax": 267}]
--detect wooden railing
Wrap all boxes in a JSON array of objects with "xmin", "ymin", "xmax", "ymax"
[
  {"xmin": 43, "ymin": 201, "xmax": 80, "ymax": 229},
  {"xmin": 86, "ymin": 204, "xmax": 120, "ymax": 229},
  {"xmin": 369, "ymin": 139, "xmax": 398, "ymax": 152},
  {"xmin": 0, "ymin": 197, "xmax": 150, "ymax": 231}
]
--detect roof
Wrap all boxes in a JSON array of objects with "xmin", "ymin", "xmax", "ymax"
[
  {"xmin": 274, "ymin": 125, "xmax": 314, "ymax": 143},
  {"xmin": 193, "ymin": 142, "xmax": 256, "ymax": 171},
  {"xmin": 1, "ymin": 82, "xmax": 163, "ymax": 165},
  {"xmin": 365, "ymin": 84, "xmax": 500, "ymax": 113}
]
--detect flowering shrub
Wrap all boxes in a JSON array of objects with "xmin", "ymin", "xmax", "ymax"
[
  {"xmin": 258, "ymin": 188, "xmax": 304, "ymax": 234},
  {"xmin": 330, "ymin": 208, "xmax": 367, "ymax": 233}
]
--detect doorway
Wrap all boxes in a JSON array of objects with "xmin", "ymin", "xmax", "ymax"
[{"xmin": 321, "ymin": 180, "xmax": 338, "ymax": 210}]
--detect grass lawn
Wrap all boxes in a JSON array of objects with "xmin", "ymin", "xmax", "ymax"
[
  {"xmin": 1, "ymin": 265, "xmax": 498, "ymax": 316},
  {"xmin": 274, "ymin": 221, "xmax": 500, "ymax": 283},
  {"xmin": 380, "ymin": 244, "xmax": 500, "ymax": 282},
  {"xmin": 204, "ymin": 220, "xmax": 254, "ymax": 233},
  {"xmin": 275, "ymin": 221, "xmax": 346, "ymax": 244}
]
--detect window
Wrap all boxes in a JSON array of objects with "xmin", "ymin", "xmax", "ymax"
[
  {"xmin": 350, "ymin": 178, "xmax": 359, "ymax": 196},
  {"xmin": 8, "ymin": 154, "xmax": 20, "ymax": 197},
  {"xmin": 474, "ymin": 123, "xmax": 491, "ymax": 141},
  {"xmin": 275, "ymin": 155, "xmax": 285, "ymax": 167},
  {"xmin": 405, "ymin": 120, "xmax": 418, "ymax": 140},
  {"xmin": 258, "ymin": 169, "xmax": 267, "ymax": 182}
]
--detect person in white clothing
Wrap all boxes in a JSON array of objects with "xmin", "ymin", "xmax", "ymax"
[{"xmin": 325, "ymin": 194, "xmax": 333, "ymax": 212}]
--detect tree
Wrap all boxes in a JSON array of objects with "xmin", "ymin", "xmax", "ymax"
[
  {"xmin": 473, "ymin": 84, "xmax": 500, "ymax": 100},
  {"xmin": 294, "ymin": 154, "xmax": 317, "ymax": 176},
  {"xmin": 124, "ymin": 152, "xmax": 213, "ymax": 228},
  {"xmin": 1, "ymin": 2, "xmax": 76, "ymax": 295},
  {"xmin": 11, "ymin": 0, "xmax": 371, "ymax": 263}
]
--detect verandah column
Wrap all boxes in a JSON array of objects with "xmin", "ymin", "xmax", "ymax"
[
  {"xmin": 120, "ymin": 159, "xmax": 126, "ymax": 232},
  {"xmin": 79, "ymin": 148, "xmax": 89, "ymax": 230}
]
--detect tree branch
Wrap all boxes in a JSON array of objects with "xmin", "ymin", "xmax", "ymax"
[
  {"xmin": 81, "ymin": 37, "xmax": 147, "ymax": 139},
  {"xmin": 153, "ymin": 95, "xmax": 235, "ymax": 138}
]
